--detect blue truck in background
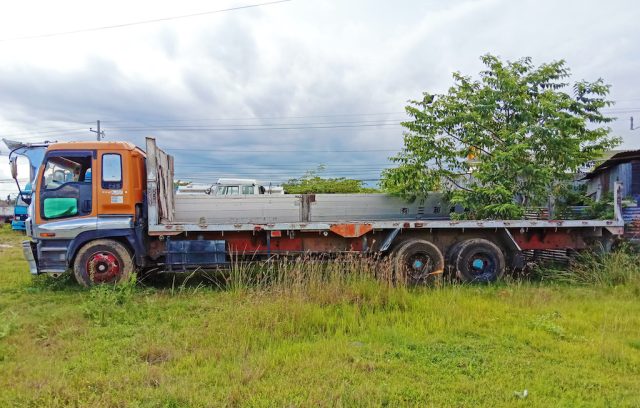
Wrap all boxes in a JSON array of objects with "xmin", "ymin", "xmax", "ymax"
[{"xmin": 11, "ymin": 183, "xmax": 31, "ymax": 231}]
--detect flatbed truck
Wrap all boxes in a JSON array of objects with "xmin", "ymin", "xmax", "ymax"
[{"xmin": 5, "ymin": 137, "xmax": 625, "ymax": 287}]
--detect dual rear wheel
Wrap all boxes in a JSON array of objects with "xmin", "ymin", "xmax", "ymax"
[{"xmin": 394, "ymin": 238, "xmax": 505, "ymax": 284}]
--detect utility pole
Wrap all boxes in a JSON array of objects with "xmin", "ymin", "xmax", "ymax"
[
  {"xmin": 90, "ymin": 120, "xmax": 105, "ymax": 141},
  {"xmin": 631, "ymin": 116, "xmax": 640, "ymax": 131}
]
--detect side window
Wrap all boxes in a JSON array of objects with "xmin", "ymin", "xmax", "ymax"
[
  {"xmin": 43, "ymin": 157, "xmax": 85, "ymax": 190},
  {"xmin": 228, "ymin": 186, "xmax": 239, "ymax": 195},
  {"xmin": 40, "ymin": 152, "xmax": 93, "ymax": 220},
  {"xmin": 242, "ymin": 185, "xmax": 254, "ymax": 195},
  {"xmin": 102, "ymin": 154, "xmax": 122, "ymax": 189}
]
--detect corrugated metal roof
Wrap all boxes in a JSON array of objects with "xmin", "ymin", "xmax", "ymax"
[{"xmin": 583, "ymin": 150, "xmax": 640, "ymax": 179}]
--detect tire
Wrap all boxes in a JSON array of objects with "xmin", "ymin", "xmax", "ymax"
[
  {"xmin": 73, "ymin": 239, "xmax": 134, "ymax": 287},
  {"xmin": 394, "ymin": 239, "xmax": 445, "ymax": 285},
  {"xmin": 453, "ymin": 238, "xmax": 505, "ymax": 283},
  {"xmin": 445, "ymin": 241, "xmax": 465, "ymax": 276}
]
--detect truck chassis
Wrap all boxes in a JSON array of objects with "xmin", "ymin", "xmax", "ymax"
[{"xmin": 11, "ymin": 137, "xmax": 626, "ymax": 286}]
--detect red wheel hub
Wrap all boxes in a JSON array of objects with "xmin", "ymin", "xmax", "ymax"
[{"xmin": 86, "ymin": 252, "xmax": 120, "ymax": 283}]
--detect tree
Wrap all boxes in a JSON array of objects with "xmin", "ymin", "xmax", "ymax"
[
  {"xmin": 381, "ymin": 54, "xmax": 620, "ymax": 219},
  {"xmin": 283, "ymin": 166, "xmax": 378, "ymax": 194}
]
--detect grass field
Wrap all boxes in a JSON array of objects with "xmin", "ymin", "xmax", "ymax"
[{"xmin": 1, "ymin": 225, "xmax": 639, "ymax": 407}]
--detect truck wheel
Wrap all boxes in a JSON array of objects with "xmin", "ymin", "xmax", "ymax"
[
  {"xmin": 453, "ymin": 239, "xmax": 505, "ymax": 283},
  {"xmin": 73, "ymin": 239, "xmax": 134, "ymax": 287},
  {"xmin": 445, "ymin": 241, "xmax": 465, "ymax": 276},
  {"xmin": 394, "ymin": 239, "xmax": 444, "ymax": 285}
]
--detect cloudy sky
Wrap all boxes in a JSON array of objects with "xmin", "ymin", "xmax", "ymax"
[{"xmin": 0, "ymin": 0, "xmax": 638, "ymax": 197}]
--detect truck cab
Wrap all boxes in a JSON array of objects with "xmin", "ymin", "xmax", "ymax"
[{"xmin": 8, "ymin": 140, "xmax": 147, "ymax": 284}]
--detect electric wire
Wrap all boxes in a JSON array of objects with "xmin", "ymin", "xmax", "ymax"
[{"xmin": 0, "ymin": 0, "xmax": 294, "ymax": 42}]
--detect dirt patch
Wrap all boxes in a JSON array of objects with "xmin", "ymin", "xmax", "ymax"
[{"xmin": 139, "ymin": 347, "xmax": 172, "ymax": 365}]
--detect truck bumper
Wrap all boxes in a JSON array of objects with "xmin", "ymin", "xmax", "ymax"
[{"xmin": 22, "ymin": 240, "xmax": 38, "ymax": 275}]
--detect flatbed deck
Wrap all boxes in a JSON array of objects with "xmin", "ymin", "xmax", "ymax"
[{"xmin": 146, "ymin": 137, "xmax": 624, "ymax": 237}]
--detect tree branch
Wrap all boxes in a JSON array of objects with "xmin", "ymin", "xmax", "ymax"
[
  {"xmin": 442, "ymin": 129, "xmax": 493, "ymax": 156},
  {"xmin": 474, "ymin": 122, "xmax": 505, "ymax": 145},
  {"xmin": 444, "ymin": 175, "xmax": 473, "ymax": 192}
]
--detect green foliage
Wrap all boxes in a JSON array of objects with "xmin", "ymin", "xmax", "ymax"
[
  {"xmin": 173, "ymin": 180, "xmax": 190, "ymax": 190},
  {"xmin": 585, "ymin": 193, "xmax": 615, "ymax": 220},
  {"xmin": 552, "ymin": 184, "xmax": 590, "ymax": 219},
  {"xmin": 283, "ymin": 165, "xmax": 378, "ymax": 194},
  {"xmin": 450, "ymin": 184, "xmax": 525, "ymax": 220},
  {"xmin": 561, "ymin": 183, "xmax": 589, "ymax": 206},
  {"xmin": 30, "ymin": 271, "xmax": 76, "ymax": 291},
  {"xmin": 381, "ymin": 54, "xmax": 620, "ymax": 219}
]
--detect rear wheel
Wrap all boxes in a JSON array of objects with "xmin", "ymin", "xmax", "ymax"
[
  {"xmin": 445, "ymin": 241, "xmax": 465, "ymax": 276},
  {"xmin": 73, "ymin": 239, "xmax": 134, "ymax": 287},
  {"xmin": 394, "ymin": 239, "xmax": 444, "ymax": 285},
  {"xmin": 453, "ymin": 238, "xmax": 505, "ymax": 283}
]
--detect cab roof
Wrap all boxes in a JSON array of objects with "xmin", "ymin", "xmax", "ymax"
[{"xmin": 47, "ymin": 141, "xmax": 141, "ymax": 152}]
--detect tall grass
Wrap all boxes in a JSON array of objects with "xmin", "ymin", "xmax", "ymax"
[
  {"xmin": 535, "ymin": 245, "xmax": 640, "ymax": 286},
  {"xmin": 225, "ymin": 253, "xmax": 405, "ymax": 306},
  {"xmin": 227, "ymin": 253, "xmax": 395, "ymax": 289}
]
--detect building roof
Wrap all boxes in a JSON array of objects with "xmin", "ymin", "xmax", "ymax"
[{"xmin": 583, "ymin": 150, "xmax": 640, "ymax": 180}]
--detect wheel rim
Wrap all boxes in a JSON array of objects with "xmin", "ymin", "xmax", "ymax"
[
  {"xmin": 86, "ymin": 252, "xmax": 121, "ymax": 283},
  {"xmin": 467, "ymin": 252, "xmax": 495, "ymax": 281},
  {"xmin": 405, "ymin": 253, "xmax": 435, "ymax": 283}
]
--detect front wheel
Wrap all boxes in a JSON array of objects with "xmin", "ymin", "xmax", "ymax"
[{"xmin": 73, "ymin": 239, "xmax": 134, "ymax": 287}]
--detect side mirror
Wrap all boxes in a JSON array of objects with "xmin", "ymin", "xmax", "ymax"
[{"xmin": 9, "ymin": 156, "xmax": 18, "ymax": 179}]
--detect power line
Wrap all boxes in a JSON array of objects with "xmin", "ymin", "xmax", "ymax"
[
  {"xmin": 166, "ymin": 148, "xmax": 398, "ymax": 153},
  {"xmin": 103, "ymin": 118, "xmax": 406, "ymax": 129},
  {"xmin": 175, "ymin": 169, "xmax": 390, "ymax": 175},
  {"xmin": 0, "ymin": 118, "xmax": 405, "ymax": 140},
  {"xmin": 4, "ymin": 106, "xmax": 639, "ymax": 144},
  {"xmin": 173, "ymin": 163, "xmax": 393, "ymax": 168},
  {"xmin": 603, "ymin": 108, "xmax": 640, "ymax": 114},
  {"xmin": 0, "ymin": 0, "xmax": 294, "ymax": 42},
  {"xmin": 106, "ymin": 123, "xmax": 402, "ymax": 132},
  {"xmin": 173, "ymin": 163, "xmax": 393, "ymax": 167},
  {"xmin": 2, "ymin": 128, "xmax": 87, "ymax": 137},
  {"xmin": 98, "ymin": 111, "xmax": 406, "ymax": 124},
  {"xmin": 4, "ymin": 106, "xmax": 640, "ymax": 138},
  {"xmin": 174, "ymin": 177, "xmax": 383, "ymax": 183}
]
